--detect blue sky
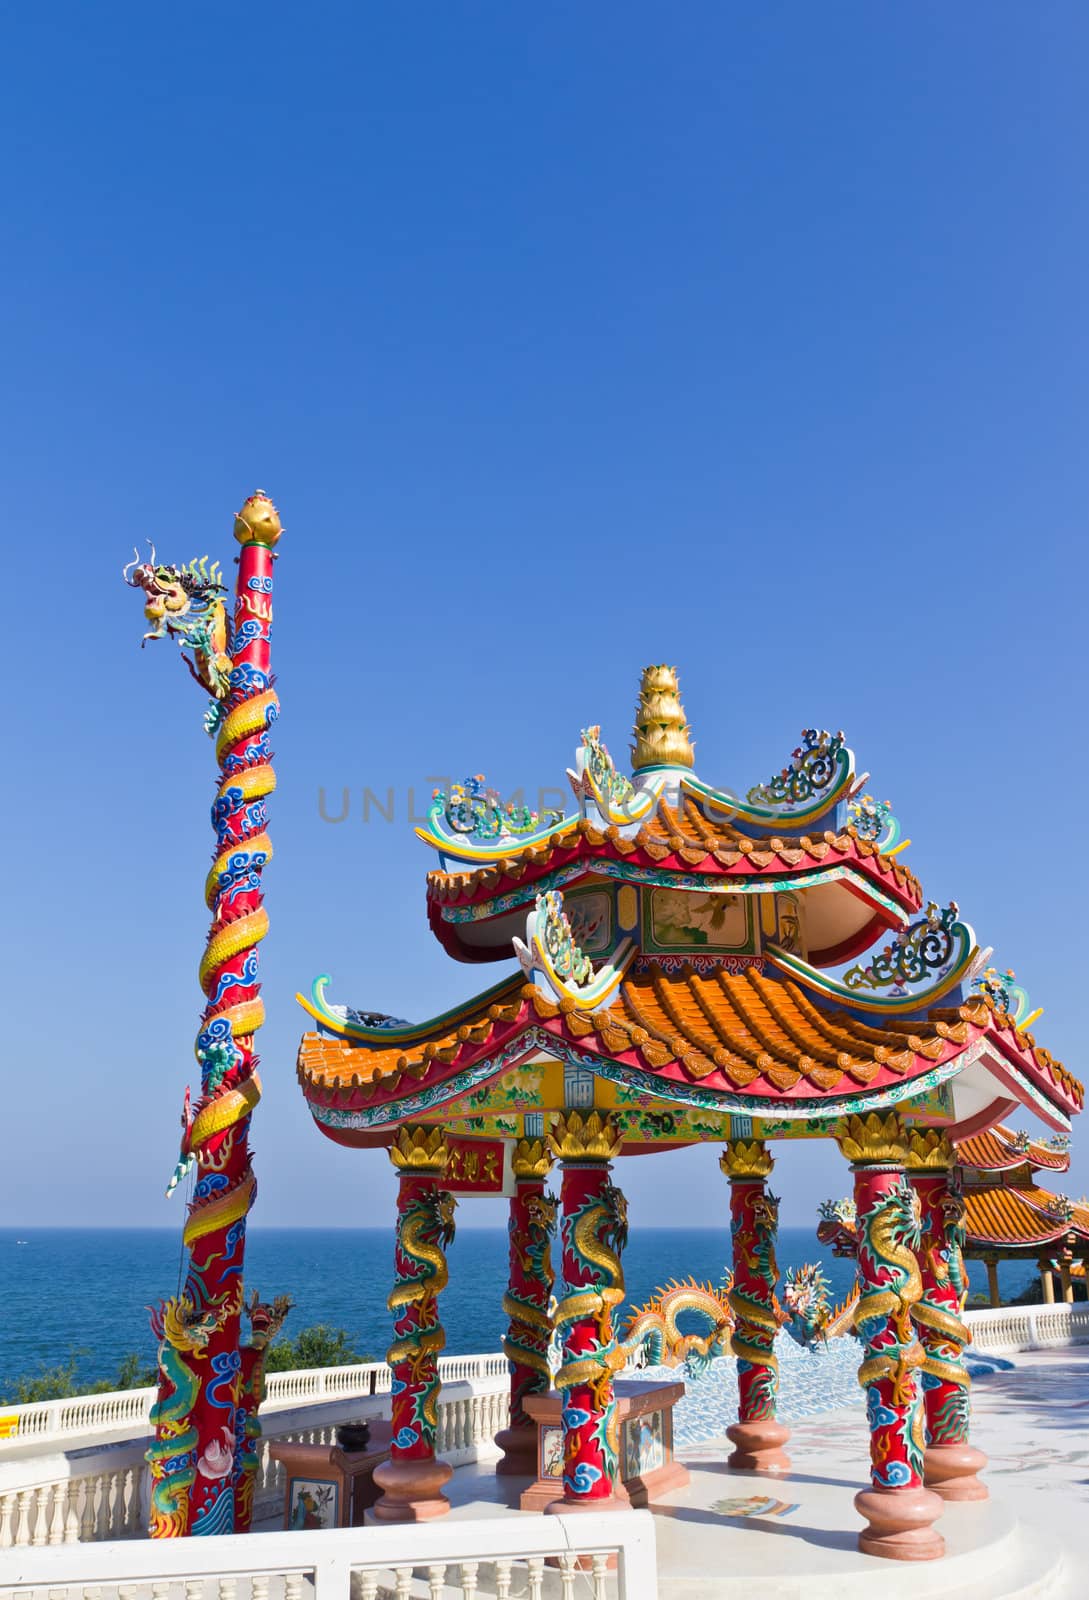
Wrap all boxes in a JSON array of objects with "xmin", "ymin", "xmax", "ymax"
[{"xmin": 2, "ymin": 4, "xmax": 1087, "ymax": 1238}]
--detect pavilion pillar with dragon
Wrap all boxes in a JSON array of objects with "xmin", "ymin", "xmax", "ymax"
[{"xmin": 294, "ymin": 666, "xmax": 1081, "ymax": 1558}]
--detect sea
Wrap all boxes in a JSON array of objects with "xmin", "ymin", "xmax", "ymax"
[{"xmin": 0, "ymin": 1227, "xmax": 1036, "ymax": 1397}]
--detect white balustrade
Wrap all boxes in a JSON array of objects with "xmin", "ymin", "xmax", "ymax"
[
  {"xmin": 0, "ymin": 1507, "xmax": 656, "ymax": 1600},
  {"xmin": 0, "ymin": 1355, "xmax": 509, "ymax": 1455},
  {"xmin": 0, "ymin": 1377, "xmax": 510, "ymax": 1550},
  {"xmin": 963, "ymin": 1301, "xmax": 1089, "ymax": 1352}
]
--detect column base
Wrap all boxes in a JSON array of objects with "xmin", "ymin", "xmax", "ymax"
[
  {"xmin": 544, "ymin": 1492, "xmax": 626, "ymax": 1516},
  {"xmin": 726, "ymin": 1419, "xmax": 791, "ymax": 1474},
  {"xmin": 924, "ymin": 1443, "xmax": 989, "ymax": 1501},
  {"xmin": 494, "ymin": 1425, "xmax": 538, "ymax": 1476},
  {"xmin": 370, "ymin": 1456, "xmax": 453, "ymax": 1522},
  {"xmin": 855, "ymin": 1485, "xmax": 945, "ymax": 1561},
  {"xmin": 544, "ymin": 1493, "xmax": 624, "ymax": 1567}
]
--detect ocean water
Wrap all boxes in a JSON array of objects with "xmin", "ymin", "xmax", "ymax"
[{"xmin": 0, "ymin": 1227, "xmax": 1036, "ymax": 1396}]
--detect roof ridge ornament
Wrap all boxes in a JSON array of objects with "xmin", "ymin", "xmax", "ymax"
[
  {"xmin": 975, "ymin": 966, "xmax": 1038, "ymax": 1030},
  {"xmin": 631, "ymin": 664, "xmax": 695, "ymax": 771},
  {"xmin": 843, "ymin": 901, "xmax": 970, "ymax": 996},
  {"xmin": 438, "ymin": 774, "xmax": 562, "ymax": 843},
  {"xmin": 747, "ymin": 728, "xmax": 847, "ymax": 809},
  {"xmin": 513, "ymin": 888, "xmax": 636, "ymax": 1010},
  {"xmin": 569, "ymin": 724, "xmax": 662, "ymax": 826},
  {"xmin": 847, "ymin": 793, "xmax": 909, "ymax": 857}
]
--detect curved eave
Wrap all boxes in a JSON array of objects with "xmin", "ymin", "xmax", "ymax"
[
  {"xmin": 415, "ymin": 813, "xmax": 582, "ymax": 867},
  {"xmin": 295, "ymin": 970, "xmax": 524, "ymax": 1043},
  {"xmin": 766, "ymin": 937, "xmax": 982, "ymax": 1017},
  {"xmin": 296, "ymin": 970, "xmax": 1080, "ymax": 1133}
]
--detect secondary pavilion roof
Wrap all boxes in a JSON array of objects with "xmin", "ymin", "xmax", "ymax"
[
  {"xmin": 956, "ymin": 1122, "xmax": 1089, "ymax": 1256},
  {"xmin": 425, "ymin": 798, "xmax": 922, "ymax": 967}
]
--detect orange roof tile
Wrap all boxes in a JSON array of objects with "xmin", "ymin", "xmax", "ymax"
[
  {"xmin": 964, "ymin": 1182, "xmax": 1089, "ymax": 1248},
  {"xmin": 957, "ymin": 1124, "xmax": 1071, "ymax": 1175}
]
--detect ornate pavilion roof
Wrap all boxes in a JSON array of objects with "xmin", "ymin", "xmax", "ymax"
[
  {"xmin": 296, "ymin": 665, "xmax": 1081, "ymax": 1154},
  {"xmin": 814, "ymin": 1123, "xmax": 1088, "ymax": 1260},
  {"xmin": 962, "ymin": 1179, "xmax": 1089, "ymax": 1252}
]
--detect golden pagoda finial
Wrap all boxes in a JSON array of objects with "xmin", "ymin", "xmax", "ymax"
[
  {"xmin": 631, "ymin": 664, "xmax": 694, "ymax": 771},
  {"xmin": 234, "ymin": 490, "xmax": 282, "ymax": 549}
]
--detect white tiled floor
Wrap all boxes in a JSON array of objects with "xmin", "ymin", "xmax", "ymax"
[{"xmin": 442, "ymin": 1348, "xmax": 1089, "ymax": 1598}]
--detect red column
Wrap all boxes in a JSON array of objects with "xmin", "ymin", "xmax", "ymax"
[
  {"xmin": 372, "ymin": 1128, "xmax": 457, "ymax": 1523},
  {"xmin": 838, "ymin": 1113, "xmax": 944, "ymax": 1561},
  {"xmin": 720, "ymin": 1140, "xmax": 790, "ymax": 1474},
  {"xmin": 496, "ymin": 1140, "xmax": 556, "ymax": 1475},
  {"xmin": 908, "ymin": 1137, "xmax": 987, "ymax": 1501},
  {"xmin": 547, "ymin": 1112, "xmax": 626, "ymax": 1511}
]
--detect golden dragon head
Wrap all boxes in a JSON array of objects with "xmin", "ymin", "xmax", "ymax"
[
  {"xmin": 525, "ymin": 1190, "xmax": 558, "ymax": 1237},
  {"xmin": 149, "ymin": 1294, "xmax": 223, "ymax": 1355}
]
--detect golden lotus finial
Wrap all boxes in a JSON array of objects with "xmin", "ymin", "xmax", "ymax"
[
  {"xmin": 389, "ymin": 1125, "xmax": 449, "ymax": 1173},
  {"xmin": 548, "ymin": 1110, "xmax": 622, "ymax": 1163},
  {"xmin": 234, "ymin": 491, "xmax": 283, "ymax": 548},
  {"xmin": 512, "ymin": 1137, "xmax": 554, "ymax": 1181},
  {"xmin": 631, "ymin": 664, "xmax": 694, "ymax": 771}
]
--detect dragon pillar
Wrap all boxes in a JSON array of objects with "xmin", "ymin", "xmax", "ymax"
[
  {"xmin": 546, "ymin": 1111, "xmax": 627, "ymax": 1512},
  {"xmin": 906, "ymin": 1131, "xmax": 987, "ymax": 1502},
  {"xmin": 372, "ymin": 1127, "xmax": 457, "ymax": 1523},
  {"xmin": 495, "ymin": 1138, "xmax": 557, "ymax": 1475},
  {"xmin": 720, "ymin": 1139, "xmax": 791, "ymax": 1473},
  {"xmin": 837, "ymin": 1113, "xmax": 945, "ymax": 1561},
  {"xmin": 129, "ymin": 493, "xmax": 283, "ymax": 1537}
]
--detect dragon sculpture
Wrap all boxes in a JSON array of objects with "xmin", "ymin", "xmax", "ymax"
[
  {"xmin": 123, "ymin": 548, "xmax": 232, "ymax": 698},
  {"xmin": 553, "ymin": 1180, "xmax": 630, "ymax": 1491},
  {"xmin": 779, "ymin": 1261, "xmax": 859, "ymax": 1348},
  {"xmin": 388, "ymin": 1186, "xmax": 458, "ymax": 1451},
  {"xmin": 914, "ymin": 1179, "xmax": 973, "ymax": 1446},
  {"xmin": 727, "ymin": 1188, "xmax": 785, "ymax": 1419},
  {"xmin": 853, "ymin": 1177, "xmax": 928, "ymax": 1488},
  {"xmin": 621, "ymin": 1277, "xmax": 735, "ymax": 1373},
  {"xmin": 145, "ymin": 1296, "xmax": 224, "ymax": 1539}
]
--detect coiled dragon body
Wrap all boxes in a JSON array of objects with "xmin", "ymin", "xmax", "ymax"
[
  {"xmin": 915, "ymin": 1183, "xmax": 973, "ymax": 1442},
  {"xmin": 388, "ymin": 1187, "xmax": 458, "ymax": 1443},
  {"xmin": 145, "ymin": 1297, "xmax": 222, "ymax": 1538},
  {"xmin": 621, "ymin": 1278, "xmax": 735, "ymax": 1373},
  {"xmin": 503, "ymin": 1189, "xmax": 558, "ymax": 1402}
]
